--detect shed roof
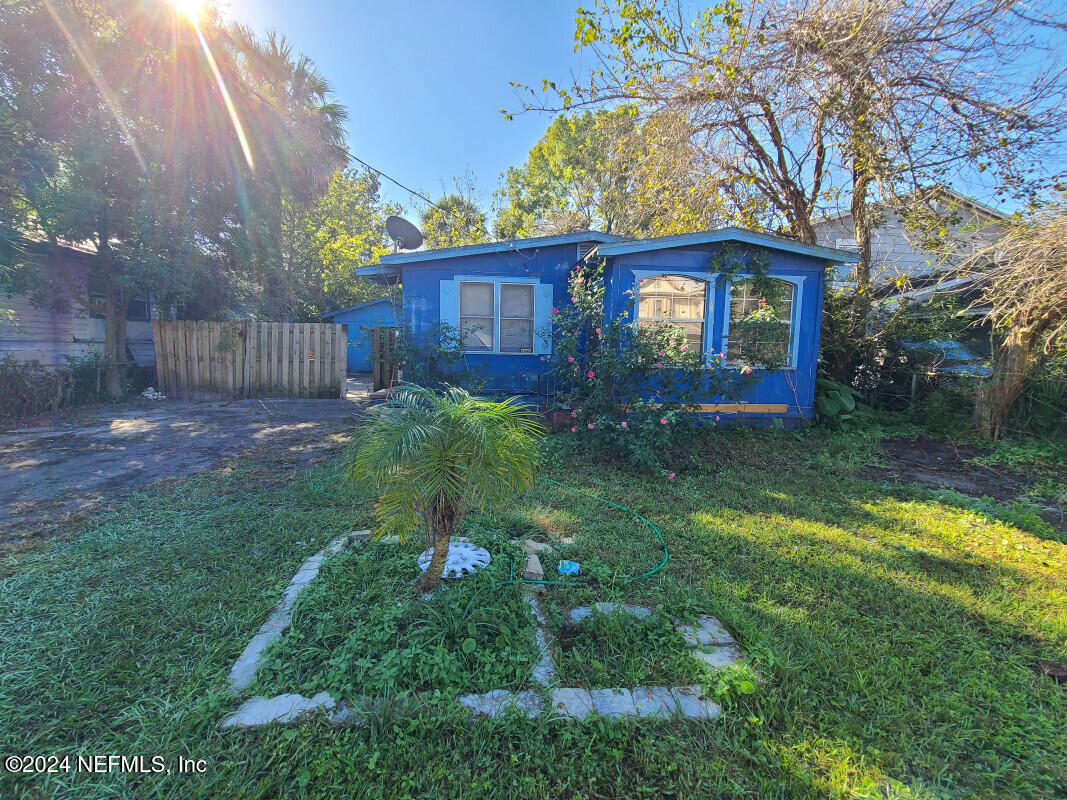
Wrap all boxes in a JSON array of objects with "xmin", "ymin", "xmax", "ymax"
[
  {"xmin": 595, "ymin": 227, "xmax": 859, "ymax": 263},
  {"xmin": 375, "ymin": 230, "xmax": 625, "ymax": 267},
  {"xmin": 320, "ymin": 296, "xmax": 394, "ymax": 319}
]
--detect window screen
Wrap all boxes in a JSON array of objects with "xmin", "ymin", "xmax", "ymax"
[
  {"xmin": 460, "ymin": 282, "xmax": 494, "ymax": 350},
  {"xmin": 499, "ymin": 284, "xmax": 534, "ymax": 352}
]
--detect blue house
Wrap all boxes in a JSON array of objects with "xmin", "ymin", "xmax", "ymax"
[
  {"xmin": 357, "ymin": 229, "xmax": 858, "ymax": 420},
  {"xmin": 321, "ymin": 297, "xmax": 397, "ymax": 373}
]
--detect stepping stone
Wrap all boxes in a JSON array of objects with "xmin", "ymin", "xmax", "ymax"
[
  {"xmin": 458, "ymin": 690, "xmax": 543, "ymax": 718},
  {"xmin": 631, "ymin": 686, "xmax": 677, "ymax": 717},
  {"xmin": 668, "ymin": 686, "xmax": 721, "ymax": 719},
  {"xmin": 523, "ymin": 552, "xmax": 545, "ymax": 582},
  {"xmin": 551, "ymin": 688, "xmax": 595, "ymax": 720},
  {"xmin": 590, "ymin": 688, "xmax": 637, "ymax": 717},
  {"xmin": 691, "ymin": 644, "xmax": 744, "ymax": 670},
  {"xmin": 519, "ymin": 539, "xmax": 554, "ymax": 555},
  {"xmin": 594, "ymin": 602, "xmax": 653, "ymax": 619},
  {"xmin": 568, "ymin": 606, "xmax": 594, "ymax": 623},
  {"xmin": 219, "ymin": 692, "xmax": 335, "ymax": 729},
  {"xmin": 568, "ymin": 603, "xmax": 654, "ymax": 624},
  {"xmin": 675, "ymin": 615, "xmax": 734, "ymax": 647},
  {"xmin": 531, "ymin": 628, "xmax": 554, "ymax": 686}
]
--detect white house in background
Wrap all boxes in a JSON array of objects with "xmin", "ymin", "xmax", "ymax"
[
  {"xmin": 0, "ymin": 240, "xmax": 157, "ymax": 368},
  {"xmin": 813, "ymin": 188, "xmax": 1008, "ymax": 284}
]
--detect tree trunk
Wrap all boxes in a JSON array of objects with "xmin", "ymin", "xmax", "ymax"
[
  {"xmin": 975, "ymin": 325, "xmax": 1033, "ymax": 440},
  {"xmin": 414, "ymin": 498, "xmax": 461, "ymax": 594}
]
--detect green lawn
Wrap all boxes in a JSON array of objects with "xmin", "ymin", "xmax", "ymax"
[{"xmin": 1, "ymin": 427, "xmax": 1064, "ymax": 799}]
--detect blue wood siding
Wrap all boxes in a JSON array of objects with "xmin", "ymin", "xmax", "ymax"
[
  {"xmin": 395, "ymin": 239, "xmax": 829, "ymax": 419},
  {"xmin": 604, "ymin": 246, "xmax": 826, "ymax": 418}
]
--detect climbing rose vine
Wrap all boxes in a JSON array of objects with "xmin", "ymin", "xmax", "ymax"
[{"xmin": 545, "ymin": 261, "xmax": 756, "ymax": 474}]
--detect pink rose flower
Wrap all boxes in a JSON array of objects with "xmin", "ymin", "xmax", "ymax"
[
  {"xmin": 715, "ymin": 415, "xmax": 721, "ymax": 421},
  {"xmin": 570, "ymin": 411, "xmax": 577, "ymax": 417},
  {"xmin": 658, "ymin": 351, "xmax": 664, "ymax": 356},
  {"xmin": 595, "ymin": 327, "xmax": 601, "ymax": 335},
  {"xmin": 567, "ymin": 357, "xmax": 574, "ymax": 363},
  {"xmin": 668, "ymin": 473, "xmax": 675, "ymax": 480},
  {"xmin": 660, "ymin": 417, "xmax": 667, "ymax": 424},
  {"xmin": 742, "ymin": 366, "xmax": 753, "ymax": 375},
  {"xmin": 553, "ymin": 307, "xmax": 559, "ymax": 313},
  {"xmin": 570, "ymin": 427, "xmax": 577, "ymax": 433},
  {"xmin": 620, "ymin": 421, "xmax": 628, "ymax": 428},
  {"xmin": 401, "ymin": 360, "xmax": 407, "ymax": 365},
  {"xmin": 586, "ymin": 370, "xmax": 595, "ymax": 378},
  {"xmin": 587, "ymin": 423, "xmax": 594, "ymax": 429},
  {"xmin": 571, "ymin": 297, "xmax": 577, "ymax": 304}
]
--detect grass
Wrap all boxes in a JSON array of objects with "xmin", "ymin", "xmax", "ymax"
[
  {"xmin": 251, "ymin": 534, "xmax": 540, "ymax": 698},
  {"xmin": 549, "ymin": 609, "xmax": 702, "ymax": 689},
  {"xmin": 0, "ymin": 425, "xmax": 1065, "ymax": 798}
]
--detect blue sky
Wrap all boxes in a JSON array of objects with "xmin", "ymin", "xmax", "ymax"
[{"xmin": 224, "ymin": 0, "xmax": 584, "ymax": 215}]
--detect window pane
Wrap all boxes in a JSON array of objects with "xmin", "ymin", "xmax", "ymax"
[
  {"xmin": 500, "ymin": 319, "xmax": 533, "ymax": 352},
  {"xmin": 636, "ymin": 275, "xmax": 706, "ymax": 349},
  {"xmin": 500, "ymin": 284, "xmax": 533, "ymax": 318},
  {"xmin": 727, "ymin": 279, "xmax": 794, "ymax": 365},
  {"xmin": 460, "ymin": 317, "xmax": 493, "ymax": 350},
  {"xmin": 460, "ymin": 282, "xmax": 494, "ymax": 316}
]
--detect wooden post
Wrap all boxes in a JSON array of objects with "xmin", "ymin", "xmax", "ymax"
[{"xmin": 336, "ymin": 325, "xmax": 347, "ymax": 398}]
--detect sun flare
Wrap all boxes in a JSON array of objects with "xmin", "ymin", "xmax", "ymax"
[{"xmin": 170, "ymin": 0, "xmax": 207, "ymax": 22}]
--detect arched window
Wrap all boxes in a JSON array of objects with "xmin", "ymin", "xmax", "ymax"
[
  {"xmin": 726, "ymin": 278, "xmax": 796, "ymax": 367},
  {"xmin": 636, "ymin": 275, "xmax": 706, "ymax": 349}
]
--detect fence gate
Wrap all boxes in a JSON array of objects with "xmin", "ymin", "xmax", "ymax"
[
  {"xmin": 152, "ymin": 320, "xmax": 347, "ymax": 399},
  {"xmin": 371, "ymin": 326, "xmax": 400, "ymax": 392}
]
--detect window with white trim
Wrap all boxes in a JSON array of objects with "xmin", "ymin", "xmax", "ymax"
[
  {"xmin": 726, "ymin": 278, "xmax": 795, "ymax": 366},
  {"xmin": 499, "ymin": 283, "xmax": 534, "ymax": 353},
  {"xmin": 459, "ymin": 282, "xmax": 494, "ymax": 351},
  {"xmin": 636, "ymin": 275, "xmax": 706, "ymax": 349},
  {"xmin": 459, "ymin": 281, "xmax": 537, "ymax": 353}
]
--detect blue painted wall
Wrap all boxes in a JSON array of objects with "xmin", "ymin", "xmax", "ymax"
[
  {"xmin": 395, "ymin": 240, "xmax": 828, "ymax": 419},
  {"xmin": 324, "ymin": 298, "xmax": 397, "ymax": 372},
  {"xmin": 603, "ymin": 246, "xmax": 826, "ymax": 418}
]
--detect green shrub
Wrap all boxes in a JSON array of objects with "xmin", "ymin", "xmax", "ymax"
[
  {"xmin": 0, "ymin": 352, "xmax": 150, "ymax": 422},
  {"xmin": 546, "ymin": 261, "xmax": 755, "ymax": 475}
]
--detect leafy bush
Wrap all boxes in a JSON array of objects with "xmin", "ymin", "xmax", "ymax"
[
  {"xmin": 813, "ymin": 377, "xmax": 870, "ymax": 429},
  {"xmin": 545, "ymin": 261, "xmax": 755, "ymax": 475},
  {"xmin": 395, "ymin": 322, "xmax": 487, "ymax": 392},
  {"xmin": 0, "ymin": 351, "xmax": 147, "ymax": 422}
]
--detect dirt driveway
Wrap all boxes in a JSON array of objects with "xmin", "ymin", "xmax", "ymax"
[{"xmin": 1, "ymin": 383, "xmax": 371, "ymax": 551}]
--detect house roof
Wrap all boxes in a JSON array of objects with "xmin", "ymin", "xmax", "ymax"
[
  {"xmin": 320, "ymin": 296, "xmax": 394, "ymax": 319},
  {"xmin": 594, "ymin": 227, "xmax": 860, "ymax": 263},
  {"xmin": 813, "ymin": 187, "xmax": 1008, "ymax": 227},
  {"xmin": 374, "ymin": 230, "xmax": 626, "ymax": 267}
]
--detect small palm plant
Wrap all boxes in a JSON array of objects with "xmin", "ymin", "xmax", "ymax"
[{"xmin": 345, "ymin": 385, "xmax": 544, "ymax": 593}]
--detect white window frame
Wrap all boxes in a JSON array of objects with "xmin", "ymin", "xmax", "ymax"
[
  {"xmin": 722, "ymin": 274, "xmax": 804, "ymax": 369},
  {"xmin": 457, "ymin": 278, "xmax": 538, "ymax": 354}
]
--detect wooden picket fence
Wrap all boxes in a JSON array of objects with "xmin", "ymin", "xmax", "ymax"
[{"xmin": 151, "ymin": 320, "xmax": 347, "ymax": 399}]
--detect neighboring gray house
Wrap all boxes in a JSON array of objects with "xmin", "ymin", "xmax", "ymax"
[
  {"xmin": 0, "ymin": 241, "xmax": 157, "ymax": 368},
  {"xmin": 813, "ymin": 188, "xmax": 1007, "ymax": 284}
]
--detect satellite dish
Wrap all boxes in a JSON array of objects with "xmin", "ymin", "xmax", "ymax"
[{"xmin": 386, "ymin": 216, "xmax": 424, "ymax": 251}]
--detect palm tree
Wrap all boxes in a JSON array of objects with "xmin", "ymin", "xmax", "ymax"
[{"xmin": 346, "ymin": 385, "xmax": 544, "ymax": 593}]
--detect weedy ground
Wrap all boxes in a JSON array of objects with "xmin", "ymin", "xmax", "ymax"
[{"xmin": 0, "ymin": 423, "xmax": 1064, "ymax": 799}]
